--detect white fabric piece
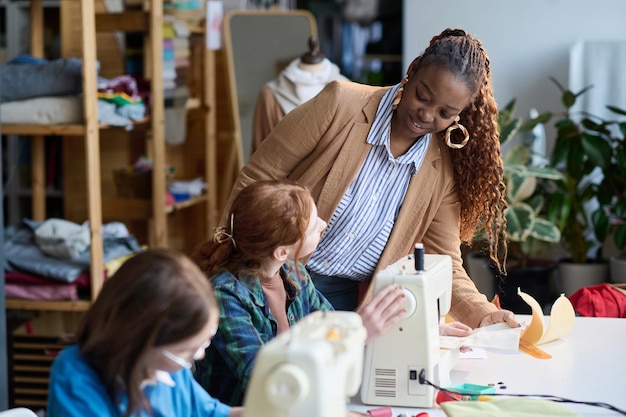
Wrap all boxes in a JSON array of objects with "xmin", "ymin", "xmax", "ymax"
[
  {"xmin": 34, "ymin": 218, "xmax": 90, "ymax": 260},
  {"xmin": 440, "ymin": 322, "xmax": 522, "ymax": 351},
  {"xmin": 0, "ymin": 96, "xmax": 83, "ymax": 124},
  {"xmin": 265, "ymin": 57, "xmax": 348, "ymax": 115}
]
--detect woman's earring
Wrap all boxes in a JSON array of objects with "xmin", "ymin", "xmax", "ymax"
[
  {"xmin": 391, "ymin": 74, "xmax": 409, "ymax": 110},
  {"xmin": 444, "ymin": 122, "xmax": 470, "ymax": 149}
]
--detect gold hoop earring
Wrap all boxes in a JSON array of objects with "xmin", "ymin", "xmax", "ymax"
[
  {"xmin": 391, "ymin": 75, "xmax": 408, "ymax": 110},
  {"xmin": 444, "ymin": 122, "xmax": 470, "ymax": 149}
]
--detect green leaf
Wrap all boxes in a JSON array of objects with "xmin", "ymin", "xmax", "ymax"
[
  {"xmin": 567, "ymin": 142, "xmax": 585, "ymax": 181},
  {"xmin": 531, "ymin": 218, "xmax": 561, "ymax": 243},
  {"xmin": 614, "ymin": 224, "xmax": 626, "ymax": 251},
  {"xmin": 582, "ymin": 134, "xmax": 612, "ymax": 169},
  {"xmin": 505, "ymin": 203, "xmax": 534, "ymax": 241},
  {"xmin": 607, "ymin": 105, "xmax": 626, "ymax": 116},
  {"xmin": 525, "ymin": 166, "xmax": 564, "ymax": 180},
  {"xmin": 551, "ymin": 135, "xmax": 569, "ymax": 165},
  {"xmin": 562, "ymin": 91, "xmax": 576, "ymax": 108},
  {"xmin": 550, "ymin": 76, "xmax": 566, "ymax": 93},
  {"xmin": 504, "ymin": 145, "xmax": 530, "ymax": 166},
  {"xmin": 526, "ymin": 194, "xmax": 545, "ymax": 214},
  {"xmin": 519, "ymin": 112, "xmax": 552, "ymax": 132},
  {"xmin": 591, "ymin": 208, "xmax": 610, "ymax": 243}
]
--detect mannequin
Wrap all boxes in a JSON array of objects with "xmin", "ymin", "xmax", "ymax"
[{"xmin": 251, "ymin": 36, "xmax": 348, "ymax": 154}]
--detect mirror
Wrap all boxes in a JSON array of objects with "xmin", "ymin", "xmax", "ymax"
[{"xmin": 222, "ymin": 10, "xmax": 318, "ymax": 172}]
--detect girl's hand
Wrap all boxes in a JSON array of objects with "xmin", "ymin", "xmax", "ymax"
[
  {"xmin": 439, "ymin": 321, "xmax": 472, "ymax": 337},
  {"xmin": 357, "ymin": 284, "xmax": 406, "ymax": 343}
]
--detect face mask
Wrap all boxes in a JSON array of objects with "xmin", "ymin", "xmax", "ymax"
[{"xmin": 161, "ymin": 340, "xmax": 210, "ymax": 369}]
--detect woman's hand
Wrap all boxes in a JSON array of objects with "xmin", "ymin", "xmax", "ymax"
[
  {"xmin": 479, "ymin": 309, "xmax": 520, "ymax": 328},
  {"xmin": 356, "ymin": 284, "xmax": 406, "ymax": 343},
  {"xmin": 439, "ymin": 321, "xmax": 472, "ymax": 337}
]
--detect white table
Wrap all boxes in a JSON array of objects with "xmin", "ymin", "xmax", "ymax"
[{"xmin": 350, "ymin": 317, "xmax": 626, "ymax": 416}]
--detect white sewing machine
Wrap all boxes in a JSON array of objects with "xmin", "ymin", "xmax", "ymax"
[
  {"xmin": 361, "ymin": 251, "xmax": 457, "ymax": 408},
  {"xmin": 242, "ymin": 310, "xmax": 367, "ymax": 417}
]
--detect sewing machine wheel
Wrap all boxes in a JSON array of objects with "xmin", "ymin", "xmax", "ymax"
[
  {"xmin": 402, "ymin": 287, "xmax": 417, "ymax": 318},
  {"xmin": 265, "ymin": 363, "xmax": 310, "ymax": 407}
]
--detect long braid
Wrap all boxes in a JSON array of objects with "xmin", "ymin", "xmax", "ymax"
[{"xmin": 408, "ymin": 28, "xmax": 508, "ymax": 272}]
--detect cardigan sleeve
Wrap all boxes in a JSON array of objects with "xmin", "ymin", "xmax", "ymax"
[{"xmin": 420, "ymin": 181, "xmax": 497, "ymax": 328}]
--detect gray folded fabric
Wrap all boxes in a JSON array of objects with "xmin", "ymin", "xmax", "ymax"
[{"xmin": 0, "ymin": 58, "xmax": 83, "ymax": 103}]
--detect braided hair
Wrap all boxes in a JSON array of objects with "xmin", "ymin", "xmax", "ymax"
[{"xmin": 407, "ymin": 28, "xmax": 507, "ymax": 271}]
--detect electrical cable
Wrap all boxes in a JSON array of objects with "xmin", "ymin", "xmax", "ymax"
[{"xmin": 418, "ymin": 369, "xmax": 626, "ymax": 416}]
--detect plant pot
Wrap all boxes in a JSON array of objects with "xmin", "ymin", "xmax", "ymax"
[
  {"xmin": 610, "ymin": 254, "xmax": 626, "ymax": 284},
  {"xmin": 464, "ymin": 252, "xmax": 495, "ymax": 298},
  {"xmin": 557, "ymin": 259, "xmax": 609, "ymax": 296},
  {"xmin": 490, "ymin": 260, "xmax": 557, "ymax": 315}
]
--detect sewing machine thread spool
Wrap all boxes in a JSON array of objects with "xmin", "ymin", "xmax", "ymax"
[{"xmin": 414, "ymin": 243, "xmax": 424, "ymax": 271}]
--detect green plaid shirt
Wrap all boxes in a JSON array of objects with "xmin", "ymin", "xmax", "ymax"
[{"xmin": 193, "ymin": 261, "xmax": 333, "ymax": 406}]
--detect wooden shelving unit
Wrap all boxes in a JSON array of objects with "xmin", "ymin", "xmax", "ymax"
[{"xmin": 2, "ymin": 0, "xmax": 219, "ymax": 311}]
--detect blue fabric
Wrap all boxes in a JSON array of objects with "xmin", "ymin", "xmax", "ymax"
[
  {"xmin": 47, "ymin": 345, "xmax": 232, "ymax": 417},
  {"xmin": 194, "ymin": 261, "xmax": 333, "ymax": 406},
  {"xmin": 308, "ymin": 83, "xmax": 431, "ymax": 281}
]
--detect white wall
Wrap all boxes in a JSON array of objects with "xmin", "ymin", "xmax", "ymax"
[{"xmin": 404, "ymin": 0, "xmax": 626, "ymax": 148}]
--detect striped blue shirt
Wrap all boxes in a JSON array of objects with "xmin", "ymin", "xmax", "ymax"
[{"xmin": 307, "ymin": 84, "xmax": 431, "ymax": 281}]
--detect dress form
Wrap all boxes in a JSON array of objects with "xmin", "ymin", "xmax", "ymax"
[
  {"xmin": 298, "ymin": 36, "xmax": 326, "ymax": 73},
  {"xmin": 252, "ymin": 36, "xmax": 348, "ymax": 153}
]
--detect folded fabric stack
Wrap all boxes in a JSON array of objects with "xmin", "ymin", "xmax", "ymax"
[
  {"xmin": 163, "ymin": 16, "xmax": 192, "ymax": 143},
  {"xmin": 3, "ymin": 219, "xmax": 143, "ymax": 301}
]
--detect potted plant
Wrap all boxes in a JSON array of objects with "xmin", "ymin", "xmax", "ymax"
[
  {"xmin": 490, "ymin": 99, "xmax": 563, "ymax": 312},
  {"xmin": 524, "ymin": 78, "xmax": 626, "ymax": 293},
  {"xmin": 586, "ymin": 101, "xmax": 626, "ymax": 283},
  {"xmin": 499, "ymin": 99, "xmax": 563, "ymax": 267}
]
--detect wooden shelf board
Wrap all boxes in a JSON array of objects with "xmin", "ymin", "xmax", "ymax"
[
  {"xmin": 5, "ymin": 299, "xmax": 91, "ymax": 312},
  {"xmin": 1, "ymin": 118, "xmax": 149, "ymax": 136},
  {"xmin": 1, "ymin": 124, "xmax": 86, "ymax": 136},
  {"xmin": 95, "ymin": 10, "xmax": 149, "ymax": 32},
  {"xmin": 14, "ymin": 398, "xmax": 48, "ymax": 407},
  {"xmin": 166, "ymin": 194, "xmax": 207, "ymax": 213}
]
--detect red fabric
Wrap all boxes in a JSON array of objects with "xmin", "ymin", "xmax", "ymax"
[
  {"xmin": 568, "ymin": 283, "xmax": 626, "ymax": 318},
  {"xmin": 367, "ymin": 407, "xmax": 393, "ymax": 417},
  {"xmin": 5, "ymin": 270, "xmax": 90, "ymax": 287}
]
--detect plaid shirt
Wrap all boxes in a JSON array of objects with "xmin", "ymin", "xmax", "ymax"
[{"xmin": 193, "ymin": 261, "xmax": 333, "ymax": 406}]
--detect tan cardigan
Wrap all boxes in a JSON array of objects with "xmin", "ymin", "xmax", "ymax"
[{"xmin": 226, "ymin": 80, "xmax": 497, "ymax": 328}]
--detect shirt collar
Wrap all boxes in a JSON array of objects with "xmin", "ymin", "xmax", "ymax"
[
  {"xmin": 247, "ymin": 263, "xmax": 300, "ymax": 307},
  {"xmin": 366, "ymin": 83, "xmax": 431, "ymax": 175},
  {"xmin": 140, "ymin": 370, "xmax": 176, "ymax": 389}
]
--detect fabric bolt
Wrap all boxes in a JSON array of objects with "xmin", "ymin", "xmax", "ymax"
[
  {"xmin": 194, "ymin": 261, "xmax": 332, "ymax": 406},
  {"xmin": 47, "ymin": 345, "xmax": 231, "ymax": 417}
]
